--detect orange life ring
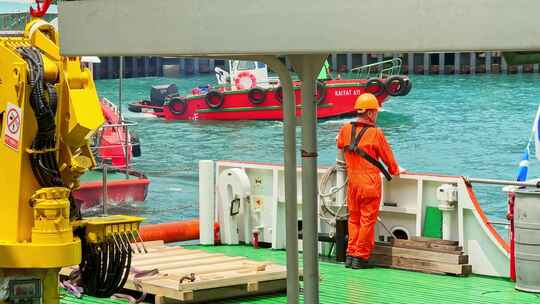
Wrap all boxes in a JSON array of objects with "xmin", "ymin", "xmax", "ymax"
[{"xmin": 234, "ymin": 71, "xmax": 257, "ymax": 90}]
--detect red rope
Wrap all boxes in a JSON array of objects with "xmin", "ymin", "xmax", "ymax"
[{"xmin": 30, "ymin": 0, "xmax": 52, "ymax": 18}]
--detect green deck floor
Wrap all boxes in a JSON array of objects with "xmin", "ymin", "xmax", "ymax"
[{"xmin": 61, "ymin": 245, "xmax": 538, "ymax": 304}]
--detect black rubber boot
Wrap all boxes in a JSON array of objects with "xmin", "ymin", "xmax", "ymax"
[
  {"xmin": 345, "ymin": 256, "xmax": 353, "ymax": 268},
  {"xmin": 351, "ymin": 257, "xmax": 370, "ymax": 269}
]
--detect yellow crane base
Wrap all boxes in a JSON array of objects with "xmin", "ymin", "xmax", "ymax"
[{"xmin": 0, "ymin": 239, "xmax": 81, "ymax": 268}]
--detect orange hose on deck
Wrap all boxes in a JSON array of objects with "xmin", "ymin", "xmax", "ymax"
[{"xmin": 139, "ymin": 220, "xmax": 220, "ymax": 243}]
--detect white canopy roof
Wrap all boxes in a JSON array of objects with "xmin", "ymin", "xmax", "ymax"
[{"xmin": 58, "ymin": 0, "xmax": 540, "ymax": 56}]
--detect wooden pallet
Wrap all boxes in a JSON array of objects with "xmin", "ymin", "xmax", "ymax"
[
  {"xmin": 368, "ymin": 237, "xmax": 472, "ymax": 276},
  {"xmin": 61, "ymin": 241, "xmax": 288, "ymax": 303}
]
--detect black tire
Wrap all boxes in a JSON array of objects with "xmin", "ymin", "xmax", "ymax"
[
  {"xmin": 205, "ymin": 90, "xmax": 225, "ymax": 109},
  {"xmin": 316, "ymin": 81, "xmax": 326, "ymax": 104},
  {"xmin": 130, "ymin": 132, "xmax": 141, "ymax": 157},
  {"xmin": 128, "ymin": 102, "xmax": 142, "ymax": 113},
  {"xmin": 385, "ymin": 76, "xmax": 406, "ymax": 97},
  {"xmin": 365, "ymin": 78, "xmax": 386, "ymax": 96},
  {"xmin": 167, "ymin": 96, "xmax": 188, "ymax": 115},
  {"xmin": 274, "ymin": 86, "xmax": 283, "ymax": 103},
  {"xmin": 400, "ymin": 77, "xmax": 412, "ymax": 96},
  {"xmin": 248, "ymin": 87, "xmax": 266, "ymax": 105}
]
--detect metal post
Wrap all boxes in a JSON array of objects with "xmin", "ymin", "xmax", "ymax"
[
  {"xmin": 502, "ymin": 55, "xmax": 508, "ymax": 73},
  {"xmin": 263, "ymin": 55, "xmax": 299, "ymax": 304},
  {"xmin": 290, "ymin": 54, "xmax": 326, "ymax": 304},
  {"xmin": 470, "ymin": 52, "xmax": 476, "ymax": 74},
  {"xmin": 124, "ymin": 122, "xmax": 130, "ymax": 179},
  {"xmin": 144, "ymin": 57, "xmax": 149, "ymax": 76},
  {"xmin": 486, "ymin": 52, "xmax": 492, "ymax": 73},
  {"xmin": 423, "ymin": 53, "xmax": 429, "ymax": 75},
  {"xmin": 454, "ymin": 52, "xmax": 461, "ymax": 75},
  {"xmin": 408, "ymin": 52, "xmax": 414, "ymax": 74},
  {"xmin": 331, "ymin": 53, "xmax": 337, "ymax": 72},
  {"xmin": 102, "ymin": 165, "xmax": 108, "ymax": 215},
  {"xmin": 346, "ymin": 53, "xmax": 352, "ymax": 71},
  {"xmin": 439, "ymin": 53, "xmax": 445, "ymax": 74},
  {"xmin": 119, "ymin": 56, "xmax": 124, "ymax": 115}
]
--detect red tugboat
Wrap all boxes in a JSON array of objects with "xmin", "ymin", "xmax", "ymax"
[
  {"xmin": 73, "ymin": 98, "xmax": 150, "ymax": 210},
  {"xmin": 128, "ymin": 59, "xmax": 411, "ymax": 120}
]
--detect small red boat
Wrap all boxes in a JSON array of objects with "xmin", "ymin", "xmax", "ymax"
[
  {"xmin": 73, "ymin": 98, "xmax": 150, "ymax": 210},
  {"xmin": 128, "ymin": 59, "xmax": 412, "ymax": 121}
]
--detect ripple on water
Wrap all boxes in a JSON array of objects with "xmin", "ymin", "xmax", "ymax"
[{"xmin": 94, "ymin": 74, "xmax": 540, "ymax": 230}]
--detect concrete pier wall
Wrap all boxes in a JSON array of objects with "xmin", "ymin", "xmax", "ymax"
[{"xmin": 92, "ymin": 53, "xmax": 540, "ymax": 79}]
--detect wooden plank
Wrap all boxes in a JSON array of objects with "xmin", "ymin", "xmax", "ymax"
[
  {"xmin": 369, "ymin": 254, "xmax": 472, "ymax": 275},
  {"xmin": 156, "ymin": 256, "xmax": 247, "ymax": 272},
  {"xmin": 133, "ymin": 248, "xmax": 198, "ymax": 260},
  {"xmin": 153, "ymin": 279, "xmax": 286, "ymax": 304},
  {"xmin": 132, "ymin": 251, "xmax": 209, "ymax": 267},
  {"xmin": 410, "ymin": 236, "xmax": 458, "ymax": 246},
  {"xmin": 373, "ymin": 245, "xmax": 468, "ymax": 264},
  {"xmin": 176, "ymin": 266, "xmax": 287, "ymax": 291},
  {"xmin": 391, "ymin": 239, "xmax": 463, "ymax": 253},
  {"xmin": 134, "ymin": 253, "xmax": 227, "ymax": 269},
  {"xmin": 164, "ymin": 260, "xmax": 267, "ymax": 279}
]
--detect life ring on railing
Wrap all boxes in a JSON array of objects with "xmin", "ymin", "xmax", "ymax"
[
  {"xmin": 385, "ymin": 76, "xmax": 406, "ymax": 97},
  {"xmin": 168, "ymin": 96, "xmax": 188, "ymax": 115},
  {"xmin": 365, "ymin": 78, "xmax": 386, "ymax": 96},
  {"xmin": 274, "ymin": 86, "xmax": 283, "ymax": 104},
  {"xmin": 234, "ymin": 71, "xmax": 257, "ymax": 90},
  {"xmin": 205, "ymin": 90, "xmax": 225, "ymax": 109},
  {"xmin": 316, "ymin": 81, "xmax": 327, "ymax": 104},
  {"xmin": 248, "ymin": 87, "xmax": 266, "ymax": 105}
]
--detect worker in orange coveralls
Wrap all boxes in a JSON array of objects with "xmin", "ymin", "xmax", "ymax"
[{"xmin": 336, "ymin": 93, "xmax": 401, "ymax": 269}]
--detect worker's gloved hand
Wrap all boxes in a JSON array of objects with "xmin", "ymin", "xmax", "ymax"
[{"xmin": 398, "ymin": 166, "xmax": 407, "ymax": 174}]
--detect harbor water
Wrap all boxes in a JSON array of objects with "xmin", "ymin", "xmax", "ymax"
[{"xmin": 94, "ymin": 74, "xmax": 540, "ymax": 236}]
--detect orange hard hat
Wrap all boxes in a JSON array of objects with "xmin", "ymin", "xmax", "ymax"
[{"xmin": 354, "ymin": 93, "xmax": 380, "ymax": 112}]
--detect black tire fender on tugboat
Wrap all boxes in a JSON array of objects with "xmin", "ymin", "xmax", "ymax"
[
  {"xmin": 399, "ymin": 77, "xmax": 413, "ymax": 96},
  {"xmin": 316, "ymin": 81, "xmax": 327, "ymax": 104},
  {"xmin": 205, "ymin": 90, "xmax": 225, "ymax": 109},
  {"xmin": 365, "ymin": 78, "xmax": 386, "ymax": 96},
  {"xmin": 385, "ymin": 75, "xmax": 406, "ymax": 97},
  {"xmin": 274, "ymin": 86, "xmax": 284, "ymax": 103},
  {"xmin": 128, "ymin": 102, "xmax": 143, "ymax": 113},
  {"xmin": 168, "ymin": 96, "xmax": 188, "ymax": 115},
  {"xmin": 248, "ymin": 87, "xmax": 267, "ymax": 105}
]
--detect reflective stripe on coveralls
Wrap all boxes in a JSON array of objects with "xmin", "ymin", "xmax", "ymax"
[{"xmin": 336, "ymin": 122, "xmax": 399, "ymax": 259}]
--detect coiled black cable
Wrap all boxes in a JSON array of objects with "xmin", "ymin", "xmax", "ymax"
[{"xmin": 80, "ymin": 235, "xmax": 132, "ymax": 297}]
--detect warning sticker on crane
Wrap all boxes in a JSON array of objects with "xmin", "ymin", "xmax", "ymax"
[{"xmin": 4, "ymin": 103, "xmax": 22, "ymax": 151}]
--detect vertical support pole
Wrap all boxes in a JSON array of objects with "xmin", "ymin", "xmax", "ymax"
[
  {"xmin": 263, "ymin": 56, "xmax": 299, "ymax": 304},
  {"xmin": 144, "ymin": 57, "xmax": 149, "ymax": 77},
  {"xmin": 408, "ymin": 52, "xmax": 414, "ymax": 75},
  {"xmin": 362, "ymin": 53, "xmax": 368, "ymax": 66},
  {"xmin": 331, "ymin": 53, "xmax": 337, "ymax": 73},
  {"xmin": 107, "ymin": 57, "xmax": 114, "ymax": 79},
  {"xmin": 194, "ymin": 58, "xmax": 200, "ymax": 74},
  {"xmin": 470, "ymin": 52, "xmax": 476, "ymax": 74},
  {"xmin": 209, "ymin": 59, "xmax": 216, "ymax": 72},
  {"xmin": 290, "ymin": 54, "xmax": 326, "ymax": 304},
  {"xmin": 439, "ymin": 53, "xmax": 445, "ymax": 75},
  {"xmin": 199, "ymin": 160, "xmax": 215, "ymax": 245},
  {"xmin": 335, "ymin": 219, "xmax": 348, "ymax": 262},
  {"xmin": 119, "ymin": 56, "xmax": 124, "ymax": 115},
  {"xmin": 102, "ymin": 165, "xmax": 108, "ymax": 215},
  {"xmin": 156, "ymin": 57, "xmax": 162, "ymax": 76},
  {"xmin": 517, "ymin": 64, "xmax": 523, "ymax": 74},
  {"xmin": 423, "ymin": 53, "xmax": 429, "ymax": 75},
  {"xmin": 179, "ymin": 58, "xmax": 185, "ymax": 75},
  {"xmin": 132, "ymin": 56, "xmax": 138, "ymax": 77},
  {"xmin": 534, "ymin": 63, "xmax": 539, "ymax": 74},
  {"xmin": 502, "ymin": 55, "xmax": 508, "ymax": 74},
  {"xmin": 346, "ymin": 53, "xmax": 352, "ymax": 72},
  {"xmin": 454, "ymin": 52, "xmax": 460, "ymax": 75},
  {"xmin": 486, "ymin": 52, "xmax": 492, "ymax": 73}
]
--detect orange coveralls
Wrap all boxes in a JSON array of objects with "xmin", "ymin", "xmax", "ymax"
[{"xmin": 336, "ymin": 123, "xmax": 399, "ymax": 259}]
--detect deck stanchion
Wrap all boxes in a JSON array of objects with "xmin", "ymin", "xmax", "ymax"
[
  {"xmin": 102, "ymin": 164, "xmax": 108, "ymax": 215},
  {"xmin": 264, "ymin": 55, "xmax": 299, "ymax": 304},
  {"xmin": 291, "ymin": 54, "xmax": 327, "ymax": 304}
]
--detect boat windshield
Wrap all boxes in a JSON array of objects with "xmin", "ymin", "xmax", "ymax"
[{"xmin": 237, "ymin": 60, "xmax": 257, "ymax": 71}]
